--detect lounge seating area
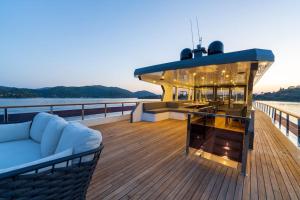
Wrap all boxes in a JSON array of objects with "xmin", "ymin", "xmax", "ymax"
[
  {"xmin": 141, "ymin": 101, "xmax": 209, "ymax": 122},
  {"xmin": 140, "ymin": 100, "xmax": 246, "ymax": 122},
  {"xmin": 0, "ymin": 112, "xmax": 103, "ymax": 199}
]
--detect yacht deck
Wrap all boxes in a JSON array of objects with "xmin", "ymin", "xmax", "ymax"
[{"xmin": 87, "ymin": 110, "xmax": 300, "ymax": 200}]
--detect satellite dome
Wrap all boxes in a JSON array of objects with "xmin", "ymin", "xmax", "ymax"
[
  {"xmin": 208, "ymin": 41, "xmax": 224, "ymax": 55},
  {"xmin": 180, "ymin": 48, "xmax": 193, "ymax": 60}
]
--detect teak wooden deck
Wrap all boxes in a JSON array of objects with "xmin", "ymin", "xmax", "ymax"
[{"xmin": 87, "ymin": 110, "xmax": 300, "ymax": 200}]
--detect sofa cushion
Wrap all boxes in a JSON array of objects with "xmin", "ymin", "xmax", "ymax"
[
  {"xmin": 144, "ymin": 108, "xmax": 171, "ymax": 114},
  {"xmin": 143, "ymin": 102, "xmax": 167, "ymax": 111},
  {"xmin": 166, "ymin": 102, "xmax": 182, "ymax": 108},
  {"xmin": 30, "ymin": 112, "xmax": 53, "ymax": 143},
  {"xmin": 55, "ymin": 122, "xmax": 102, "ymax": 155},
  {"xmin": 0, "ymin": 139, "xmax": 41, "ymax": 169},
  {"xmin": 41, "ymin": 116, "xmax": 68, "ymax": 157},
  {"xmin": 0, "ymin": 148, "xmax": 72, "ymax": 174},
  {"xmin": 0, "ymin": 121, "xmax": 31, "ymax": 143}
]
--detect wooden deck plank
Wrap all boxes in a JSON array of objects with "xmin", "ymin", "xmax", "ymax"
[
  {"xmin": 257, "ymin": 127, "xmax": 282, "ymax": 200},
  {"xmin": 87, "ymin": 110, "xmax": 300, "ymax": 200}
]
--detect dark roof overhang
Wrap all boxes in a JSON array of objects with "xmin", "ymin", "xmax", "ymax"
[{"xmin": 134, "ymin": 48, "xmax": 274, "ymax": 76}]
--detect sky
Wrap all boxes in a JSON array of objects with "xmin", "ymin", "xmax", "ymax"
[{"xmin": 0, "ymin": 0, "xmax": 299, "ymax": 94}]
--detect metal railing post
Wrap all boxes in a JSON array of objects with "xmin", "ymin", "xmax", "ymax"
[
  {"xmin": 249, "ymin": 110, "xmax": 255, "ymax": 150},
  {"xmin": 104, "ymin": 104, "xmax": 107, "ymax": 118},
  {"xmin": 273, "ymin": 109, "xmax": 276, "ymax": 123},
  {"xmin": 81, "ymin": 104, "xmax": 85, "ymax": 120},
  {"xmin": 260, "ymin": 102, "xmax": 262, "ymax": 110},
  {"xmin": 298, "ymin": 118, "xmax": 300, "ymax": 147},
  {"xmin": 185, "ymin": 114, "xmax": 191, "ymax": 156},
  {"xmin": 241, "ymin": 118, "xmax": 250, "ymax": 176},
  {"xmin": 265, "ymin": 104, "xmax": 267, "ymax": 113},
  {"xmin": 279, "ymin": 111, "xmax": 282, "ymax": 129},
  {"xmin": 122, "ymin": 103, "xmax": 124, "ymax": 115},
  {"xmin": 4, "ymin": 108, "xmax": 8, "ymax": 124},
  {"xmin": 286, "ymin": 114, "xmax": 289, "ymax": 136},
  {"xmin": 50, "ymin": 106, "xmax": 54, "ymax": 114}
]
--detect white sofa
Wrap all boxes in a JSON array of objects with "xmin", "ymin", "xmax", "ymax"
[{"xmin": 0, "ymin": 112, "xmax": 102, "ymax": 173}]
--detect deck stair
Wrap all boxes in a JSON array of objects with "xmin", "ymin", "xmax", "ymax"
[{"xmin": 190, "ymin": 123, "xmax": 244, "ymax": 162}]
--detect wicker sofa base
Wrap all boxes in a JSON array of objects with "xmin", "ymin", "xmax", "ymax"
[{"xmin": 0, "ymin": 144, "xmax": 103, "ymax": 200}]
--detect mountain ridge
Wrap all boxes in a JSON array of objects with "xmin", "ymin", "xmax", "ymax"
[
  {"xmin": 254, "ymin": 87, "xmax": 300, "ymax": 102},
  {"xmin": 0, "ymin": 85, "xmax": 161, "ymax": 99}
]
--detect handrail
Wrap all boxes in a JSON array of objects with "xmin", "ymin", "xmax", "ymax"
[
  {"xmin": 255, "ymin": 101, "xmax": 300, "ymax": 119},
  {"xmin": 0, "ymin": 101, "xmax": 139, "ymax": 124},
  {"xmin": 255, "ymin": 101, "xmax": 300, "ymax": 147},
  {"xmin": 0, "ymin": 101, "xmax": 139, "ymax": 109}
]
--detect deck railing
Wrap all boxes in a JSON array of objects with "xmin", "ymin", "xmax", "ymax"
[
  {"xmin": 0, "ymin": 101, "xmax": 139, "ymax": 124},
  {"xmin": 254, "ymin": 101, "xmax": 300, "ymax": 147}
]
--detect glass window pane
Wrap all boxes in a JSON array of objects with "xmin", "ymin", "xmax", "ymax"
[
  {"xmin": 231, "ymin": 87, "xmax": 245, "ymax": 104},
  {"xmin": 196, "ymin": 87, "xmax": 214, "ymax": 102},
  {"xmin": 217, "ymin": 88, "xmax": 230, "ymax": 105}
]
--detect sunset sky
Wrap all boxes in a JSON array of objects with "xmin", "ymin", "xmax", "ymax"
[{"xmin": 0, "ymin": 0, "xmax": 299, "ymax": 94}]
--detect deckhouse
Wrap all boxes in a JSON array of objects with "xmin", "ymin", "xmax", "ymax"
[{"xmin": 134, "ymin": 41, "xmax": 274, "ymax": 110}]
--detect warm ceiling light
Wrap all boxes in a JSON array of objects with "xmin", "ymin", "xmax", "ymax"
[
  {"xmin": 161, "ymin": 76, "xmax": 164, "ymax": 79},
  {"xmin": 201, "ymin": 77, "xmax": 205, "ymax": 80},
  {"xmin": 222, "ymin": 70, "xmax": 226, "ymax": 74},
  {"xmin": 193, "ymin": 73, "xmax": 197, "ymax": 76},
  {"xmin": 225, "ymin": 74, "xmax": 229, "ymax": 78},
  {"xmin": 153, "ymin": 80, "xmax": 156, "ymax": 83}
]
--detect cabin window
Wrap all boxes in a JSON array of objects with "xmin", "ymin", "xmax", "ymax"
[
  {"xmin": 178, "ymin": 88, "xmax": 189, "ymax": 100},
  {"xmin": 217, "ymin": 87, "xmax": 230, "ymax": 106},
  {"xmin": 196, "ymin": 87, "xmax": 214, "ymax": 102},
  {"xmin": 231, "ymin": 87, "xmax": 245, "ymax": 104},
  {"xmin": 172, "ymin": 87, "xmax": 190, "ymax": 101}
]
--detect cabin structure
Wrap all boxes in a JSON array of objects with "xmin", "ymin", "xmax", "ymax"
[
  {"xmin": 132, "ymin": 41, "xmax": 275, "ymax": 174},
  {"xmin": 134, "ymin": 41, "xmax": 274, "ymax": 109}
]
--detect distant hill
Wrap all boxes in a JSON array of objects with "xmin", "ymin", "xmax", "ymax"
[
  {"xmin": 254, "ymin": 87, "xmax": 300, "ymax": 102},
  {"xmin": 133, "ymin": 90, "xmax": 161, "ymax": 99},
  {"xmin": 0, "ymin": 85, "xmax": 161, "ymax": 99}
]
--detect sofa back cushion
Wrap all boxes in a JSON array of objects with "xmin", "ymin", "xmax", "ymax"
[
  {"xmin": 143, "ymin": 102, "xmax": 167, "ymax": 111},
  {"xmin": 55, "ymin": 122, "xmax": 102, "ymax": 155},
  {"xmin": 41, "ymin": 116, "xmax": 68, "ymax": 157},
  {"xmin": 0, "ymin": 121, "xmax": 31, "ymax": 143},
  {"xmin": 166, "ymin": 102, "xmax": 182, "ymax": 108},
  {"xmin": 30, "ymin": 112, "xmax": 53, "ymax": 143}
]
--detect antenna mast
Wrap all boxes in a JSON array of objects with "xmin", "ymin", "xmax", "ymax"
[
  {"xmin": 196, "ymin": 17, "xmax": 202, "ymax": 46},
  {"xmin": 190, "ymin": 19, "xmax": 195, "ymax": 50}
]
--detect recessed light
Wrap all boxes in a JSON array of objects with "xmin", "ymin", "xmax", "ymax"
[
  {"xmin": 201, "ymin": 77, "xmax": 205, "ymax": 80},
  {"xmin": 222, "ymin": 70, "xmax": 226, "ymax": 73},
  {"xmin": 225, "ymin": 74, "xmax": 229, "ymax": 78},
  {"xmin": 193, "ymin": 73, "xmax": 197, "ymax": 76}
]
